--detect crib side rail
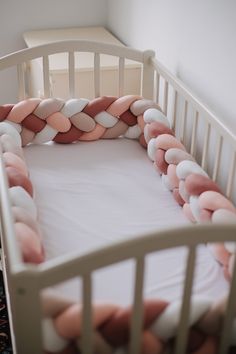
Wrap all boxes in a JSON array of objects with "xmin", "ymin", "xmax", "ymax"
[
  {"xmin": 10, "ymin": 224, "xmax": 236, "ymax": 354},
  {"xmin": 152, "ymin": 57, "xmax": 236, "ymax": 148},
  {"xmin": 152, "ymin": 57, "xmax": 236, "ymax": 203},
  {"xmin": 0, "ymin": 40, "xmax": 155, "ymax": 100}
]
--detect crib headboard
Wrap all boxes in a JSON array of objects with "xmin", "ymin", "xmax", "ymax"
[
  {"xmin": 0, "ymin": 40, "xmax": 155, "ymax": 100},
  {"xmin": 0, "ymin": 39, "xmax": 235, "ymax": 203}
]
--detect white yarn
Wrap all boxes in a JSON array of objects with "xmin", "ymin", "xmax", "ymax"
[
  {"xmin": 161, "ymin": 174, "xmax": 173, "ymax": 191},
  {"xmin": 150, "ymin": 296, "xmax": 211, "ymax": 340},
  {"xmin": 189, "ymin": 195, "xmax": 201, "ymax": 222},
  {"xmin": 4, "ymin": 120, "xmax": 22, "ymax": 133},
  {"xmin": 143, "ymin": 108, "xmax": 170, "ymax": 127},
  {"xmin": 42, "ymin": 318, "xmax": 68, "ymax": 352},
  {"xmin": 144, "ymin": 124, "xmax": 150, "ymax": 143},
  {"xmin": 225, "ymin": 242, "xmax": 236, "ymax": 254},
  {"xmin": 179, "ymin": 180, "xmax": 190, "ymax": 203},
  {"xmin": 176, "ymin": 160, "xmax": 208, "ymax": 180},
  {"xmin": 0, "ymin": 122, "xmax": 22, "ymax": 147},
  {"xmin": 124, "ymin": 125, "xmax": 142, "ymax": 139},
  {"xmin": 147, "ymin": 138, "xmax": 157, "ymax": 161},
  {"xmin": 9, "ymin": 186, "xmax": 37, "ymax": 219},
  {"xmin": 212, "ymin": 209, "xmax": 236, "ymax": 224},
  {"xmin": 60, "ymin": 98, "xmax": 89, "ymax": 117},
  {"xmin": 33, "ymin": 125, "xmax": 57, "ymax": 144},
  {"xmin": 95, "ymin": 111, "xmax": 118, "ymax": 128}
]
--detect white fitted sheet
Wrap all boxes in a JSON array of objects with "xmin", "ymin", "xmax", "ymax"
[{"xmin": 24, "ymin": 139, "xmax": 228, "ymax": 305}]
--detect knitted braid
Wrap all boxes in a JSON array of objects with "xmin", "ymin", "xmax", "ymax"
[
  {"xmin": 145, "ymin": 117, "xmax": 236, "ymax": 280},
  {"xmin": 0, "ymin": 96, "xmax": 161, "ymax": 146}
]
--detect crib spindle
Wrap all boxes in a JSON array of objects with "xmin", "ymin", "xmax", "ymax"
[
  {"xmin": 42, "ymin": 55, "xmax": 50, "ymax": 98},
  {"xmin": 118, "ymin": 57, "xmax": 125, "ymax": 97},
  {"xmin": 201, "ymin": 122, "xmax": 210, "ymax": 171},
  {"xmin": 175, "ymin": 245, "xmax": 196, "ymax": 354},
  {"xmin": 190, "ymin": 111, "xmax": 199, "ymax": 157},
  {"xmin": 181, "ymin": 100, "xmax": 188, "ymax": 146},
  {"xmin": 141, "ymin": 50, "xmax": 155, "ymax": 99},
  {"xmin": 163, "ymin": 80, "xmax": 169, "ymax": 115},
  {"xmin": 172, "ymin": 90, "xmax": 178, "ymax": 133},
  {"xmin": 68, "ymin": 51, "xmax": 75, "ymax": 98},
  {"xmin": 81, "ymin": 273, "xmax": 93, "ymax": 354},
  {"xmin": 94, "ymin": 53, "xmax": 100, "ymax": 98},
  {"xmin": 129, "ymin": 256, "xmax": 145, "ymax": 354},
  {"xmin": 226, "ymin": 150, "xmax": 236, "ymax": 199},
  {"xmin": 219, "ymin": 248, "xmax": 236, "ymax": 354},
  {"xmin": 17, "ymin": 63, "xmax": 26, "ymax": 100},
  {"xmin": 212, "ymin": 135, "xmax": 223, "ymax": 182},
  {"xmin": 155, "ymin": 71, "xmax": 160, "ymax": 104}
]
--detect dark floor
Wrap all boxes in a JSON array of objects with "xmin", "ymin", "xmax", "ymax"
[{"xmin": 0, "ymin": 270, "xmax": 12, "ymax": 353}]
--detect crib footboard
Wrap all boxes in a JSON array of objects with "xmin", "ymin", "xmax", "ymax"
[{"xmin": 2, "ymin": 223, "xmax": 236, "ymax": 354}]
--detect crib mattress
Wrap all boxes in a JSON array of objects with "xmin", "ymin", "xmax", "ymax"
[{"xmin": 24, "ymin": 139, "xmax": 228, "ymax": 305}]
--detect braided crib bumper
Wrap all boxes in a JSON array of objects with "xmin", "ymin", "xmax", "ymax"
[
  {"xmin": 0, "ymin": 96, "xmax": 163, "ymax": 146},
  {"xmin": 1, "ymin": 95, "xmax": 236, "ymax": 353}
]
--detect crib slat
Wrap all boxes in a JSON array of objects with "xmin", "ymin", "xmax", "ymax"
[
  {"xmin": 94, "ymin": 53, "xmax": 100, "ymax": 98},
  {"xmin": 163, "ymin": 80, "xmax": 169, "ymax": 115},
  {"xmin": 190, "ymin": 111, "xmax": 199, "ymax": 157},
  {"xmin": 129, "ymin": 256, "xmax": 145, "ymax": 354},
  {"xmin": 219, "ymin": 248, "xmax": 236, "ymax": 354},
  {"xmin": 212, "ymin": 135, "xmax": 223, "ymax": 182},
  {"xmin": 175, "ymin": 245, "xmax": 196, "ymax": 354},
  {"xmin": 181, "ymin": 100, "xmax": 188, "ymax": 145},
  {"xmin": 17, "ymin": 63, "xmax": 26, "ymax": 100},
  {"xmin": 118, "ymin": 57, "xmax": 125, "ymax": 97},
  {"xmin": 172, "ymin": 90, "xmax": 178, "ymax": 132},
  {"xmin": 68, "ymin": 51, "xmax": 75, "ymax": 98},
  {"xmin": 226, "ymin": 150, "xmax": 236, "ymax": 199},
  {"xmin": 155, "ymin": 71, "xmax": 160, "ymax": 104},
  {"xmin": 43, "ymin": 55, "xmax": 50, "ymax": 98},
  {"xmin": 142, "ymin": 50, "xmax": 155, "ymax": 99},
  {"xmin": 201, "ymin": 122, "xmax": 210, "ymax": 170},
  {"xmin": 81, "ymin": 274, "xmax": 93, "ymax": 354}
]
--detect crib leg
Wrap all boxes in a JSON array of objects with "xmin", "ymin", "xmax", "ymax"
[{"xmin": 10, "ymin": 272, "xmax": 43, "ymax": 354}]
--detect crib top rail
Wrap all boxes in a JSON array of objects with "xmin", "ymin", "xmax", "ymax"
[
  {"xmin": 0, "ymin": 39, "xmax": 155, "ymax": 100},
  {"xmin": 0, "ymin": 40, "xmax": 153, "ymax": 69}
]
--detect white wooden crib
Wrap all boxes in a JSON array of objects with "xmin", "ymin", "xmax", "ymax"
[{"xmin": 0, "ymin": 40, "xmax": 236, "ymax": 354}]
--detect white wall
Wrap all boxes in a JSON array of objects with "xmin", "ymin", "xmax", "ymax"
[
  {"xmin": 107, "ymin": 0, "xmax": 236, "ymax": 133},
  {"xmin": 0, "ymin": 0, "xmax": 107, "ymax": 103}
]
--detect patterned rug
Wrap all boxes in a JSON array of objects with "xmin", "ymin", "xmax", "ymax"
[{"xmin": 0, "ymin": 269, "xmax": 12, "ymax": 353}]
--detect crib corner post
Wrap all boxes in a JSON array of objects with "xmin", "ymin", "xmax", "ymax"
[
  {"xmin": 10, "ymin": 270, "xmax": 43, "ymax": 354},
  {"xmin": 142, "ymin": 50, "xmax": 155, "ymax": 100}
]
